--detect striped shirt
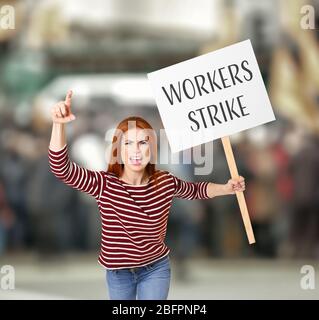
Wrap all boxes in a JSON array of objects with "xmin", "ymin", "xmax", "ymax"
[{"xmin": 48, "ymin": 144, "xmax": 210, "ymax": 269}]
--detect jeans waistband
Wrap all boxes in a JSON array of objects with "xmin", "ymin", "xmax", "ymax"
[{"xmin": 129, "ymin": 254, "xmax": 168, "ymax": 272}]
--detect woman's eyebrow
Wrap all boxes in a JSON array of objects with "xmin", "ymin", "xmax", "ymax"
[{"xmin": 124, "ymin": 138, "xmax": 149, "ymax": 143}]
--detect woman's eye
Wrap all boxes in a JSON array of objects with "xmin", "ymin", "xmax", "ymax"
[
  {"xmin": 140, "ymin": 141, "xmax": 148, "ymax": 145},
  {"xmin": 124, "ymin": 141, "xmax": 131, "ymax": 145}
]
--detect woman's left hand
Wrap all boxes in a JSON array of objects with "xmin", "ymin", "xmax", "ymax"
[{"xmin": 225, "ymin": 176, "xmax": 245, "ymax": 194}]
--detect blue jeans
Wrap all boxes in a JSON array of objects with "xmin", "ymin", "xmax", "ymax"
[{"xmin": 106, "ymin": 255, "xmax": 171, "ymax": 300}]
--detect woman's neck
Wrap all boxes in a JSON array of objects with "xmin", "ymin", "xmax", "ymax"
[{"xmin": 120, "ymin": 169, "xmax": 149, "ymax": 185}]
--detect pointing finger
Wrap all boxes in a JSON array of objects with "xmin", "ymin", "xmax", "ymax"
[{"xmin": 65, "ymin": 90, "xmax": 73, "ymax": 107}]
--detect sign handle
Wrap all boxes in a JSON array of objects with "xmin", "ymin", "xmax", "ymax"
[{"xmin": 221, "ymin": 136, "xmax": 256, "ymax": 244}]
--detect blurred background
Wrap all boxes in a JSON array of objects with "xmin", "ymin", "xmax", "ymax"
[{"xmin": 0, "ymin": 0, "xmax": 319, "ymax": 299}]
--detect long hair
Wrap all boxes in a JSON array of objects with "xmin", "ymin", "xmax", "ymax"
[{"xmin": 107, "ymin": 116, "xmax": 161, "ymax": 186}]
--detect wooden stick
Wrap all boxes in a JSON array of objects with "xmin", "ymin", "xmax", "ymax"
[{"xmin": 221, "ymin": 136, "xmax": 256, "ymax": 244}]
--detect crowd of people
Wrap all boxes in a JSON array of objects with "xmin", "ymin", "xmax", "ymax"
[{"xmin": 0, "ymin": 0, "xmax": 319, "ymax": 266}]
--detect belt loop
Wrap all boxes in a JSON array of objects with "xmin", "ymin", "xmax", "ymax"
[{"xmin": 130, "ymin": 267, "xmax": 137, "ymax": 273}]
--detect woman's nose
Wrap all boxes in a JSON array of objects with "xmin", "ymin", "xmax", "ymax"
[{"xmin": 132, "ymin": 142, "xmax": 140, "ymax": 152}]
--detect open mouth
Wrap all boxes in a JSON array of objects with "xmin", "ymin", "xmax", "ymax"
[{"xmin": 129, "ymin": 155, "xmax": 142, "ymax": 165}]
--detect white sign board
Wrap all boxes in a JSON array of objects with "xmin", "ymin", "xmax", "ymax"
[{"xmin": 147, "ymin": 39, "xmax": 276, "ymax": 153}]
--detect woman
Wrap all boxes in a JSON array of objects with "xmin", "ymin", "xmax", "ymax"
[{"xmin": 48, "ymin": 90, "xmax": 245, "ymax": 300}]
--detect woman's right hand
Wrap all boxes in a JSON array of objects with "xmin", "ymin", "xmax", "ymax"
[{"xmin": 51, "ymin": 90, "xmax": 76, "ymax": 124}]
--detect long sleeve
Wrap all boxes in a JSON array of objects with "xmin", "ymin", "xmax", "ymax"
[
  {"xmin": 48, "ymin": 144, "xmax": 105, "ymax": 199},
  {"xmin": 169, "ymin": 173, "xmax": 210, "ymax": 200}
]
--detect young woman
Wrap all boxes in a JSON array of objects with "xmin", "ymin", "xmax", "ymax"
[{"xmin": 48, "ymin": 90, "xmax": 245, "ymax": 300}]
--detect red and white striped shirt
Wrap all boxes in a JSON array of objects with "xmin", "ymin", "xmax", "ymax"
[{"xmin": 48, "ymin": 144, "xmax": 210, "ymax": 269}]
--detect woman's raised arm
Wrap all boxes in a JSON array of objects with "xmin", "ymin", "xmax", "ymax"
[
  {"xmin": 49, "ymin": 90, "xmax": 76, "ymax": 151},
  {"xmin": 48, "ymin": 90, "xmax": 105, "ymax": 199}
]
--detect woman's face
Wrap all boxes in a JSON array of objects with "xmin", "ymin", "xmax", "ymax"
[{"xmin": 120, "ymin": 128, "xmax": 151, "ymax": 173}]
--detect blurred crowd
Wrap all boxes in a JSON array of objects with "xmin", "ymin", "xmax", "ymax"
[{"xmin": 0, "ymin": 0, "xmax": 319, "ymax": 278}]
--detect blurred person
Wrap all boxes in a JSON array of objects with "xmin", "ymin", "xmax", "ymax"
[
  {"xmin": 48, "ymin": 90, "xmax": 246, "ymax": 300},
  {"xmin": 26, "ymin": 136, "xmax": 79, "ymax": 256},
  {"xmin": 0, "ymin": 182, "xmax": 15, "ymax": 255},
  {"xmin": 0, "ymin": 134, "xmax": 29, "ymax": 250},
  {"xmin": 270, "ymin": 123, "xmax": 294, "ymax": 257},
  {"xmin": 245, "ymin": 141, "xmax": 279, "ymax": 257},
  {"xmin": 285, "ymin": 126, "xmax": 319, "ymax": 258}
]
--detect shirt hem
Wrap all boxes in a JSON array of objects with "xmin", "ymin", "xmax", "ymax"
[{"xmin": 97, "ymin": 250, "xmax": 170, "ymax": 270}]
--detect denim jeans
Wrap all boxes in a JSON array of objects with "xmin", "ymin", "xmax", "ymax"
[{"xmin": 106, "ymin": 255, "xmax": 171, "ymax": 300}]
